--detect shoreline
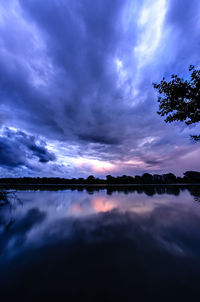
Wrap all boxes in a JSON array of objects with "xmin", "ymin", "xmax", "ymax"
[{"xmin": 0, "ymin": 183, "xmax": 199, "ymax": 190}]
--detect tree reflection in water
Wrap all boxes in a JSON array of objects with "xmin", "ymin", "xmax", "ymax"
[
  {"xmin": 0, "ymin": 190, "xmax": 23, "ymax": 231},
  {"xmin": 0, "ymin": 187, "xmax": 200, "ymax": 302}
]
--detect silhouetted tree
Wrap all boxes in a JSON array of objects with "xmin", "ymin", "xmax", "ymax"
[
  {"xmin": 106, "ymin": 175, "xmax": 115, "ymax": 184},
  {"xmin": 141, "ymin": 173, "xmax": 153, "ymax": 184},
  {"xmin": 77, "ymin": 178, "xmax": 84, "ymax": 184},
  {"xmin": 86, "ymin": 175, "xmax": 95, "ymax": 184},
  {"xmin": 119, "ymin": 175, "xmax": 134, "ymax": 184},
  {"xmin": 153, "ymin": 65, "xmax": 200, "ymax": 140},
  {"xmin": 0, "ymin": 172, "xmax": 200, "ymax": 186},
  {"xmin": 134, "ymin": 175, "xmax": 141, "ymax": 184},
  {"xmin": 183, "ymin": 171, "xmax": 200, "ymax": 183},
  {"xmin": 162, "ymin": 173, "xmax": 176, "ymax": 184},
  {"xmin": 153, "ymin": 174, "xmax": 163, "ymax": 184}
]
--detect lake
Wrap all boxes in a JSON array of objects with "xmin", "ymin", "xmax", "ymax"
[{"xmin": 0, "ymin": 186, "xmax": 200, "ymax": 301}]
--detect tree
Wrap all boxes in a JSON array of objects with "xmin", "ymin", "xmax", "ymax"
[
  {"xmin": 141, "ymin": 173, "xmax": 153, "ymax": 184},
  {"xmin": 86, "ymin": 175, "xmax": 95, "ymax": 184},
  {"xmin": 183, "ymin": 171, "xmax": 200, "ymax": 183},
  {"xmin": 162, "ymin": 173, "xmax": 176, "ymax": 184},
  {"xmin": 106, "ymin": 175, "xmax": 115, "ymax": 184},
  {"xmin": 153, "ymin": 65, "xmax": 200, "ymax": 140}
]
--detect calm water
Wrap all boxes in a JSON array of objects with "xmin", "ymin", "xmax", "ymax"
[{"xmin": 1, "ymin": 186, "xmax": 200, "ymax": 301}]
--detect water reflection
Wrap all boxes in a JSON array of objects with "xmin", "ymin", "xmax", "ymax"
[{"xmin": 0, "ymin": 187, "xmax": 200, "ymax": 301}]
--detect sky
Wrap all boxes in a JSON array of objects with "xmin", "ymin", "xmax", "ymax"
[{"xmin": 0, "ymin": 0, "xmax": 200, "ymax": 178}]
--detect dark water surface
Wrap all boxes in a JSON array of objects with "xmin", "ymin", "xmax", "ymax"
[{"xmin": 1, "ymin": 186, "xmax": 200, "ymax": 301}]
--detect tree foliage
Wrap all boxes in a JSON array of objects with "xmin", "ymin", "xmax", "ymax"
[
  {"xmin": 1, "ymin": 172, "xmax": 200, "ymax": 185},
  {"xmin": 153, "ymin": 65, "xmax": 200, "ymax": 140}
]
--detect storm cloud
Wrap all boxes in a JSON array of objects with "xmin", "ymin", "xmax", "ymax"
[
  {"xmin": 0, "ymin": 0, "xmax": 200, "ymax": 177},
  {"xmin": 0, "ymin": 128, "xmax": 56, "ymax": 168}
]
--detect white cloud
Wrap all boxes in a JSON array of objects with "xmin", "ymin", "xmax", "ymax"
[{"xmin": 134, "ymin": 0, "xmax": 167, "ymax": 67}]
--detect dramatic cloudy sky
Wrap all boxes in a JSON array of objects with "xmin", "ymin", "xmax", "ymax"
[{"xmin": 0, "ymin": 0, "xmax": 200, "ymax": 178}]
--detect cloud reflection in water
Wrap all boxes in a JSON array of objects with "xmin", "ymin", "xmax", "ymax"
[{"xmin": 0, "ymin": 187, "xmax": 200, "ymax": 301}]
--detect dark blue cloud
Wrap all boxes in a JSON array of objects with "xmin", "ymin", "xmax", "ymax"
[
  {"xmin": 0, "ymin": 128, "xmax": 56, "ymax": 168},
  {"xmin": 163, "ymin": 0, "xmax": 200, "ymax": 72},
  {"xmin": 0, "ymin": 0, "xmax": 199, "ymax": 176}
]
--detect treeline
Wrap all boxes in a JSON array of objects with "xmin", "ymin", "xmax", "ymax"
[{"xmin": 0, "ymin": 171, "xmax": 200, "ymax": 184}]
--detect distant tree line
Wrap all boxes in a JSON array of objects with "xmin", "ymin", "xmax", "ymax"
[{"xmin": 0, "ymin": 171, "xmax": 200, "ymax": 185}]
